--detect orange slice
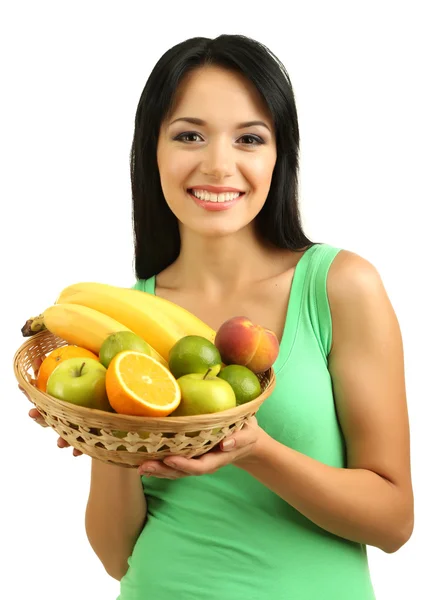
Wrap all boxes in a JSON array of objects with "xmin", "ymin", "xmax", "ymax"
[{"xmin": 105, "ymin": 351, "xmax": 181, "ymax": 417}]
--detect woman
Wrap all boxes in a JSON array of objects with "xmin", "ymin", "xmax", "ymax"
[{"xmin": 28, "ymin": 34, "xmax": 414, "ymax": 599}]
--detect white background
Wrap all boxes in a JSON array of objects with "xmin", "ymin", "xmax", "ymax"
[{"xmin": 2, "ymin": 1, "xmax": 430, "ymax": 598}]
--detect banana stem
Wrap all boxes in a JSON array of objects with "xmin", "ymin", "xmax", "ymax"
[{"xmin": 21, "ymin": 314, "xmax": 46, "ymax": 337}]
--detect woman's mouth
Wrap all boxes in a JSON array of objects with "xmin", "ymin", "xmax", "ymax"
[{"xmin": 187, "ymin": 189, "xmax": 245, "ymax": 211}]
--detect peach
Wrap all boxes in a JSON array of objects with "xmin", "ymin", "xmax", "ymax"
[{"xmin": 214, "ymin": 316, "xmax": 279, "ymax": 374}]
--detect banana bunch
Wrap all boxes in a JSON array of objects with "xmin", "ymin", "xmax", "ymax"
[{"xmin": 22, "ymin": 282, "xmax": 216, "ymax": 363}]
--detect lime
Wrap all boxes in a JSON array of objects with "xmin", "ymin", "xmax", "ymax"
[
  {"xmin": 168, "ymin": 335, "xmax": 221, "ymax": 379},
  {"xmin": 99, "ymin": 331, "xmax": 152, "ymax": 368},
  {"xmin": 217, "ymin": 365, "xmax": 262, "ymax": 405}
]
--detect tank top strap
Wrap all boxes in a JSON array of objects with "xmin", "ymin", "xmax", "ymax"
[
  {"xmin": 300, "ymin": 243, "xmax": 343, "ymax": 362},
  {"xmin": 132, "ymin": 276, "xmax": 155, "ymax": 294}
]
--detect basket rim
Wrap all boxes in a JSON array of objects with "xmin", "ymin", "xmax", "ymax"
[{"xmin": 13, "ymin": 330, "xmax": 276, "ymax": 427}]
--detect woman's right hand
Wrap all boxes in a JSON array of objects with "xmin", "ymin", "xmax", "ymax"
[{"xmin": 20, "ymin": 385, "xmax": 83, "ymax": 457}]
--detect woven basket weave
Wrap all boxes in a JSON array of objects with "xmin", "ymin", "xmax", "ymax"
[{"xmin": 13, "ymin": 330, "xmax": 276, "ymax": 467}]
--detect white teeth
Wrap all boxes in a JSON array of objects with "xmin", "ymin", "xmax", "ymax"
[{"xmin": 190, "ymin": 189, "xmax": 242, "ymax": 203}]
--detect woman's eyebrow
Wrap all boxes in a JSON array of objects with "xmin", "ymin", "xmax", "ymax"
[{"xmin": 169, "ymin": 117, "xmax": 271, "ymax": 132}]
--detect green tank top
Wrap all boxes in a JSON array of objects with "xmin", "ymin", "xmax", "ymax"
[{"xmin": 118, "ymin": 243, "xmax": 376, "ymax": 600}]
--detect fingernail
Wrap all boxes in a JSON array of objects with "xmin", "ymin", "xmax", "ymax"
[
  {"xmin": 164, "ymin": 460, "xmax": 177, "ymax": 468},
  {"xmin": 139, "ymin": 466, "xmax": 154, "ymax": 475},
  {"xmin": 221, "ymin": 438, "xmax": 235, "ymax": 450}
]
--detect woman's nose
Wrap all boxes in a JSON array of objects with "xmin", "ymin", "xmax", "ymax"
[{"xmin": 199, "ymin": 141, "xmax": 236, "ymax": 180}]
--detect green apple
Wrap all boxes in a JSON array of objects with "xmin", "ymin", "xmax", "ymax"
[
  {"xmin": 46, "ymin": 357, "xmax": 112, "ymax": 411},
  {"xmin": 171, "ymin": 368, "xmax": 236, "ymax": 416}
]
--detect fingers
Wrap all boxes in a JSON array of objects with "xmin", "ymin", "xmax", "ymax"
[
  {"xmin": 160, "ymin": 418, "xmax": 261, "ymax": 476},
  {"xmin": 28, "ymin": 407, "xmax": 49, "ymax": 428},
  {"xmin": 26, "ymin": 402, "xmax": 83, "ymax": 457},
  {"xmin": 138, "ymin": 460, "xmax": 188, "ymax": 479},
  {"xmin": 220, "ymin": 417, "xmax": 258, "ymax": 451},
  {"xmin": 56, "ymin": 436, "xmax": 82, "ymax": 456},
  {"xmin": 57, "ymin": 437, "xmax": 70, "ymax": 448},
  {"xmin": 31, "ymin": 355, "xmax": 45, "ymax": 375},
  {"xmin": 56, "ymin": 438, "xmax": 82, "ymax": 456},
  {"xmin": 163, "ymin": 452, "xmax": 220, "ymax": 476}
]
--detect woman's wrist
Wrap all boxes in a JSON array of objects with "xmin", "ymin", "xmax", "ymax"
[{"xmin": 234, "ymin": 427, "xmax": 274, "ymax": 471}]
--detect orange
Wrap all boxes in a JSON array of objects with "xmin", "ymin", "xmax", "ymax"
[
  {"xmin": 36, "ymin": 345, "xmax": 99, "ymax": 392},
  {"xmin": 106, "ymin": 351, "xmax": 181, "ymax": 417}
]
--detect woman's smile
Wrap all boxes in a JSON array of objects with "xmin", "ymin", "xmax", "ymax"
[{"xmin": 187, "ymin": 188, "xmax": 246, "ymax": 211}]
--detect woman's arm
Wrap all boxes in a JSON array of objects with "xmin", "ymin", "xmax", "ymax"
[
  {"xmin": 85, "ymin": 459, "xmax": 147, "ymax": 580},
  {"xmin": 238, "ymin": 251, "xmax": 414, "ymax": 553}
]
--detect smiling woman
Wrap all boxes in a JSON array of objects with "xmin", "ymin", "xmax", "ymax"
[
  {"xmin": 130, "ymin": 36, "xmax": 308, "ymax": 281},
  {"xmin": 29, "ymin": 33, "xmax": 413, "ymax": 600},
  {"xmin": 156, "ymin": 66, "xmax": 278, "ymax": 238}
]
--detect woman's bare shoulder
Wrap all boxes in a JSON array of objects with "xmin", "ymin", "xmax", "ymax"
[
  {"xmin": 326, "ymin": 248, "xmax": 398, "ymax": 351},
  {"xmin": 328, "ymin": 248, "xmax": 384, "ymax": 292}
]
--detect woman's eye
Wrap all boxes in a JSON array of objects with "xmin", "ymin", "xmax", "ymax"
[
  {"xmin": 174, "ymin": 132, "xmax": 203, "ymax": 143},
  {"xmin": 238, "ymin": 134, "xmax": 264, "ymax": 145}
]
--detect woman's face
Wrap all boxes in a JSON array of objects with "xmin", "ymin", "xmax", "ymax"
[{"xmin": 157, "ymin": 66, "xmax": 277, "ymax": 238}]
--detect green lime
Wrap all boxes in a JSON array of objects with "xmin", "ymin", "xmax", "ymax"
[
  {"xmin": 99, "ymin": 331, "xmax": 152, "ymax": 368},
  {"xmin": 168, "ymin": 335, "xmax": 222, "ymax": 379},
  {"xmin": 217, "ymin": 365, "xmax": 262, "ymax": 405}
]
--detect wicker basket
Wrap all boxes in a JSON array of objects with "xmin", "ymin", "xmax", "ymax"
[{"xmin": 13, "ymin": 330, "xmax": 276, "ymax": 467}]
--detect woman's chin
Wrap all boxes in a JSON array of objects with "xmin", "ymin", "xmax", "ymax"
[
  {"xmin": 193, "ymin": 223, "xmax": 240, "ymax": 238},
  {"xmin": 180, "ymin": 217, "xmax": 244, "ymax": 239}
]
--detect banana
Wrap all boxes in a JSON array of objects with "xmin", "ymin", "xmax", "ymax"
[
  {"xmin": 55, "ymin": 281, "xmax": 216, "ymax": 361},
  {"xmin": 36, "ymin": 303, "xmax": 168, "ymax": 367}
]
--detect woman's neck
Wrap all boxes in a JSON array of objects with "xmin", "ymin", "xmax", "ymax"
[{"xmin": 157, "ymin": 224, "xmax": 286, "ymax": 299}]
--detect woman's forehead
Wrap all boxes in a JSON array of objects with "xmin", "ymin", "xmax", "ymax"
[{"xmin": 166, "ymin": 67, "xmax": 273, "ymax": 129}]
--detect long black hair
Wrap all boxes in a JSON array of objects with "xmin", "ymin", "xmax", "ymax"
[{"xmin": 131, "ymin": 34, "xmax": 315, "ymax": 280}]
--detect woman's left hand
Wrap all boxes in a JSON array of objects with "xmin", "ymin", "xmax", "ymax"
[{"xmin": 137, "ymin": 417, "xmax": 265, "ymax": 479}]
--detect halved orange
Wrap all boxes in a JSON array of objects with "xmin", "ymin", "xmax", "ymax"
[{"xmin": 105, "ymin": 351, "xmax": 181, "ymax": 417}]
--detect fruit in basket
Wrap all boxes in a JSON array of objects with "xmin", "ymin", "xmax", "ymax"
[
  {"xmin": 21, "ymin": 314, "xmax": 46, "ymax": 336},
  {"xmin": 168, "ymin": 335, "xmax": 222, "ymax": 379},
  {"xmin": 105, "ymin": 351, "xmax": 181, "ymax": 417},
  {"xmin": 36, "ymin": 345, "xmax": 99, "ymax": 392},
  {"xmin": 218, "ymin": 365, "xmax": 262, "ymax": 405},
  {"xmin": 46, "ymin": 357, "xmax": 111, "ymax": 411},
  {"xmin": 99, "ymin": 331, "xmax": 153, "ymax": 368},
  {"xmin": 55, "ymin": 281, "xmax": 216, "ymax": 361},
  {"xmin": 40, "ymin": 304, "xmax": 131, "ymax": 354},
  {"xmin": 214, "ymin": 316, "xmax": 279, "ymax": 373},
  {"xmin": 26, "ymin": 303, "xmax": 167, "ymax": 366},
  {"xmin": 170, "ymin": 368, "xmax": 236, "ymax": 416}
]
